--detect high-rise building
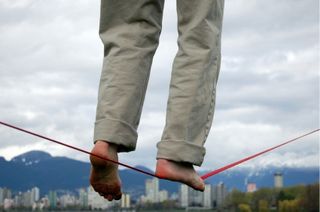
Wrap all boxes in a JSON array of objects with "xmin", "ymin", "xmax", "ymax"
[
  {"xmin": 14, "ymin": 192, "xmax": 23, "ymax": 207},
  {"xmin": 203, "ymin": 184, "xmax": 212, "ymax": 208},
  {"xmin": 48, "ymin": 191, "xmax": 57, "ymax": 208},
  {"xmin": 188, "ymin": 188, "xmax": 203, "ymax": 207},
  {"xmin": 212, "ymin": 182, "xmax": 228, "ymax": 208},
  {"xmin": 159, "ymin": 190, "xmax": 168, "ymax": 202},
  {"xmin": 0, "ymin": 188, "xmax": 12, "ymax": 206},
  {"xmin": 121, "ymin": 194, "xmax": 131, "ymax": 208},
  {"xmin": 179, "ymin": 184, "xmax": 189, "ymax": 207},
  {"xmin": 145, "ymin": 177, "xmax": 159, "ymax": 203},
  {"xmin": 22, "ymin": 190, "xmax": 33, "ymax": 207},
  {"xmin": 274, "ymin": 172, "xmax": 283, "ymax": 188},
  {"xmin": 31, "ymin": 187, "xmax": 40, "ymax": 202},
  {"xmin": 179, "ymin": 184, "xmax": 214, "ymax": 208}
]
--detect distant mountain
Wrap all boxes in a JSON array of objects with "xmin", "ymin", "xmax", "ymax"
[
  {"xmin": 0, "ymin": 151, "xmax": 91, "ymax": 196},
  {"xmin": 11, "ymin": 151, "xmax": 52, "ymax": 165},
  {"xmin": 0, "ymin": 151, "xmax": 160, "ymax": 200},
  {"xmin": 0, "ymin": 151, "xmax": 318, "ymax": 200}
]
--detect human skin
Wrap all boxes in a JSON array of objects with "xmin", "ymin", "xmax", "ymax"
[{"xmin": 90, "ymin": 141, "xmax": 205, "ymax": 201}]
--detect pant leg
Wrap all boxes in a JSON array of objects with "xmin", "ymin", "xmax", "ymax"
[
  {"xmin": 157, "ymin": 0, "xmax": 224, "ymax": 166},
  {"xmin": 94, "ymin": 0, "xmax": 164, "ymax": 152}
]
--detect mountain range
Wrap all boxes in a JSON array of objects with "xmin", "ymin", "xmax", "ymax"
[{"xmin": 0, "ymin": 151, "xmax": 318, "ymax": 200}]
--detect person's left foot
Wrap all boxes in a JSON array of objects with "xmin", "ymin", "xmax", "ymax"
[{"xmin": 155, "ymin": 159, "xmax": 205, "ymax": 191}]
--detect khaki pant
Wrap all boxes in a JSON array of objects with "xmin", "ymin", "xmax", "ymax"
[{"xmin": 94, "ymin": 0, "xmax": 224, "ymax": 166}]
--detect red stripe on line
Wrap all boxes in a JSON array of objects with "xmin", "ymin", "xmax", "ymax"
[
  {"xmin": 201, "ymin": 129, "xmax": 320, "ymax": 180},
  {"xmin": 0, "ymin": 121, "xmax": 318, "ymax": 180}
]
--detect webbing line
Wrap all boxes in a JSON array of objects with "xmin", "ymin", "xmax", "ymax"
[
  {"xmin": 0, "ymin": 121, "xmax": 318, "ymax": 180},
  {"xmin": 0, "ymin": 121, "xmax": 156, "ymax": 178},
  {"xmin": 201, "ymin": 128, "xmax": 319, "ymax": 179}
]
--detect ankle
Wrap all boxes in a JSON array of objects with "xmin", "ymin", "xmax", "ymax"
[
  {"xmin": 95, "ymin": 140, "xmax": 118, "ymax": 153},
  {"xmin": 91, "ymin": 141, "xmax": 119, "ymax": 166},
  {"xmin": 157, "ymin": 158, "xmax": 193, "ymax": 169}
]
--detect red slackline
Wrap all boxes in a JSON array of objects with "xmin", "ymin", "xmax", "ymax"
[
  {"xmin": 0, "ymin": 121, "xmax": 318, "ymax": 180},
  {"xmin": 201, "ymin": 128, "xmax": 319, "ymax": 180}
]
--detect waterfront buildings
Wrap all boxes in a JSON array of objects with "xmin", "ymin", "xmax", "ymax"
[{"xmin": 179, "ymin": 182, "xmax": 228, "ymax": 209}]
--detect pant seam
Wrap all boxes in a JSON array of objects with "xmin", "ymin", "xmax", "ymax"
[{"xmin": 95, "ymin": 117, "xmax": 137, "ymax": 132}]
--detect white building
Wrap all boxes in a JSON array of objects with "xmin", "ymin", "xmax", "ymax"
[
  {"xmin": 31, "ymin": 187, "xmax": 40, "ymax": 203},
  {"xmin": 159, "ymin": 190, "xmax": 168, "ymax": 202},
  {"xmin": 179, "ymin": 184, "xmax": 189, "ymax": 207},
  {"xmin": 180, "ymin": 184, "xmax": 204, "ymax": 207},
  {"xmin": 180, "ymin": 183, "xmax": 228, "ymax": 209},
  {"xmin": 11, "ymin": 187, "xmax": 40, "ymax": 207},
  {"xmin": 274, "ymin": 172, "xmax": 283, "ymax": 188},
  {"xmin": 0, "ymin": 188, "xmax": 12, "ymax": 206},
  {"xmin": 145, "ymin": 178, "xmax": 159, "ymax": 203},
  {"xmin": 203, "ymin": 184, "xmax": 212, "ymax": 208},
  {"xmin": 14, "ymin": 192, "xmax": 23, "ymax": 207},
  {"xmin": 22, "ymin": 190, "xmax": 33, "ymax": 207},
  {"xmin": 121, "ymin": 194, "xmax": 131, "ymax": 208},
  {"xmin": 212, "ymin": 182, "xmax": 228, "ymax": 208},
  {"xmin": 87, "ymin": 186, "xmax": 115, "ymax": 209}
]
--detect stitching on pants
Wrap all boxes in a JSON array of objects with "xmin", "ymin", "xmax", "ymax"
[{"xmin": 96, "ymin": 117, "xmax": 137, "ymax": 132}]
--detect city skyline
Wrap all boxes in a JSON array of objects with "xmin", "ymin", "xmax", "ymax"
[
  {"xmin": 1, "ymin": 171, "xmax": 317, "ymax": 211},
  {"xmin": 0, "ymin": 173, "xmax": 281, "ymax": 210}
]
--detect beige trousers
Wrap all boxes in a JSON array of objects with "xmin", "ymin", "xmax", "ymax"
[{"xmin": 94, "ymin": 0, "xmax": 224, "ymax": 166}]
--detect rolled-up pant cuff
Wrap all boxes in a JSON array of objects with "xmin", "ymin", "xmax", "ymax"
[
  {"xmin": 156, "ymin": 140, "xmax": 206, "ymax": 166},
  {"xmin": 94, "ymin": 118, "xmax": 137, "ymax": 152}
]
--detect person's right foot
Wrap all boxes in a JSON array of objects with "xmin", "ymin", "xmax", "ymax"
[
  {"xmin": 90, "ymin": 141, "xmax": 122, "ymax": 201},
  {"xmin": 155, "ymin": 159, "xmax": 205, "ymax": 191}
]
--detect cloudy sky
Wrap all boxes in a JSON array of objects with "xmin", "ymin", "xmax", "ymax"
[{"xmin": 0, "ymin": 0, "xmax": 319, "ymax": 172}]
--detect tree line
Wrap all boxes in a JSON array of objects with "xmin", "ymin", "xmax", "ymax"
[{"xmin": 222, "ymin": 183, "xmax": 319, "ymax": 212}]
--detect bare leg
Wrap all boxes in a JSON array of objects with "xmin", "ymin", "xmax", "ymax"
[
  {"xmin": 90, "ymin": 141, "xmax": 122, "ymax": 201},
  {"xmin": 155, "ymin": 159, "xmax": 205, "ymax": 191}
]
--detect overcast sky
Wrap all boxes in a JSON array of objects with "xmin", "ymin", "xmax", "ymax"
[{"xmin": 0, "ymin": 0, "xmax": 319, "ymax": 172}]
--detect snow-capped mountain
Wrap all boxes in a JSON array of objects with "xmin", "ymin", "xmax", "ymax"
[
  {"xmin": 0, "ymin": 151, "xmax": 318, "ymax": 200},
  {"xmin": 11, "ymin": 151, "xmax": 51, "ymax": 166}
]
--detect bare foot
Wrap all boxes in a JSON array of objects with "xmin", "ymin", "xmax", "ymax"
[
  {"xmin": 155, "ymin": 159, "xmax": 205, "ymax": 191},
  {"xmin": 90, "ymin": 141, "xmax": 122, "ymax": 201}
]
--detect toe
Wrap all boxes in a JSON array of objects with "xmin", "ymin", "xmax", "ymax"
[
  {"xmin": 183, "ymin": 174, "xmax": 205, "ymax": 191},
  {"xmin": 106, "ymin": 194, "xmax": 113, "ymax": 201},
  {"xmin": 114, "ymin": 193, "xmax": 122, "ymax": 200},
  {"xmin": 191, "ymin": 176, "xmax": 205, "ymax": 191}
]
